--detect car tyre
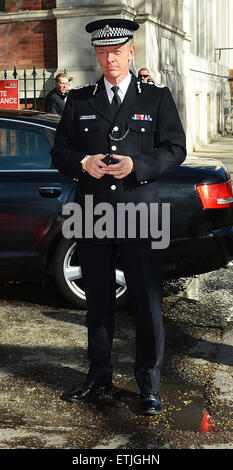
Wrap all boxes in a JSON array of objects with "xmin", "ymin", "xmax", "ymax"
[{"xmin": 53, "ymin": 238, "xmax": 128, "ymax": 309}]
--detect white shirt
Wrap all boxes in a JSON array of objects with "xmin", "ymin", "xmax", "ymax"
[{"xmin": 104, "ymin": 73, "xmax": 132, "ymax": 104}]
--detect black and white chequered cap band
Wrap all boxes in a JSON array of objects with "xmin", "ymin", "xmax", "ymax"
[
  {"xmin": 86, "ymin": 19, "xmax": 139, "ymax": 47},
  {"xmin": 91, "ymin": 26, "xmax": 133, "ymax": 46}
]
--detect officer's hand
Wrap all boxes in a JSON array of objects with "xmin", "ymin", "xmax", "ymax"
[
  {"xmin": 83, "ymin": 154, "xmax": 108, "ymax": 179},
  {"xmin": 105, "ymin": 155, "xmax": 134, "ymax": 179}
]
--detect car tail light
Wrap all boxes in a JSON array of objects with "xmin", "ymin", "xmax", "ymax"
[{"xmin": 196, "ymin": 181, "xmax": 233, "ymax": 209}]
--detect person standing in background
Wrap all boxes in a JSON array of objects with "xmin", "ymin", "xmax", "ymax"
[
  {"xmin": 138, "ymin": 67, "xmax": 156, "ymax": 84},
  {"xmin": 45, "ymin": 73, "xmax": 69, "ymax": 115}
]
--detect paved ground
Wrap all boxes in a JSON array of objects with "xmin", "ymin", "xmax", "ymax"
[{"xmin": 190, "ymin": 135, "xmax": 233, "ymax": 177}]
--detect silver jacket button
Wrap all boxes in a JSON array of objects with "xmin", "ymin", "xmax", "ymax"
[
  {"xmin": 111, "ymin": 185, "xmax": 116, "ymax": 190},
  {"xmin": 111, "ymin": 145, "xmax": 117, "ymax": 151}
]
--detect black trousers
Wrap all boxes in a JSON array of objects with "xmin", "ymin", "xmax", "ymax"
[{"xmin": 78, "ymin": 242, "xmax": 165, "ymax": 395}]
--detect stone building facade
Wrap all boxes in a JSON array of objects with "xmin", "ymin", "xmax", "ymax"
[
  {"xmin": 0, "ymin": 0, "xmax": 232, "ymax": 152},
  {"xmin": 183, "ymin": 0, "xmax": 232, "ymax": 150}
]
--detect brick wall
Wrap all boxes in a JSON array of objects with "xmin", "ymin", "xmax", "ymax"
[
  {"xmin": 0, "ymin": 20, "xmax": 57, "ymax": 69},
  {"xmin": 5, "ymin": 0, "xmax": 56, "ymax": 12}
]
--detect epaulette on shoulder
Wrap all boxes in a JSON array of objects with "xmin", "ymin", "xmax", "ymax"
[
  {"xmin": 155, "ymin": 83, "xmax": 165, "ymax": 88},
  {"xmin": 76, "ymin": 81, "xmax": 96, "ymax": 90}
]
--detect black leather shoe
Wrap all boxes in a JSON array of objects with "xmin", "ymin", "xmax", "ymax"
[
  {"xmin": 140, "ymin": 392, "xmax": 163, "ymax": 415},
  {"xmin": 60, "ymin": 381, "xmax": 113, "ymax": 403}
]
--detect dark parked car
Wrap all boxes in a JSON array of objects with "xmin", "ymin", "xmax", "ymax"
[{"xmin": 0, "ymin": 109, "xmax": 232, "ymax": 308}]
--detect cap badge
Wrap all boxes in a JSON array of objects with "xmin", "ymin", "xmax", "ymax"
[{"xmin": 103, "ymin": 25, "xmax": 112, "ymax": 37}]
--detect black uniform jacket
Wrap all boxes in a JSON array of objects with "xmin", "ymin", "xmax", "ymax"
[{"xmin": 51, "ymin": 73, "xmax": 186, "ymax": 243}]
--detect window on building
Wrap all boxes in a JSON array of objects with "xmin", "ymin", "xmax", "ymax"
[
  {"xmin": 152, "ymin": 0, "xmax": 162, "ymax": 18},
  {"xmin": 0, "ymin": 0, "xmax": 5, "ymax": 11},
  {"xmin": 192, "ymin": 0, "xmax": 214, "ymax": 59},
  {"xmin": 196, "ymin": 0, "xmax": 206, "ymax": 57},
  {"xmin": 161, "ymin": 36, "xmax": 175, "ymax": 69},
  {"xmin": 152, "ymin": 0, "xmax": 181, "ymax": 28}
]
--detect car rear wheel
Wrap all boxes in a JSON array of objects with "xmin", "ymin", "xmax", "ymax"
[{"xmin": 53, "ymin": 238, "xmax": 128, "ymax": 309}]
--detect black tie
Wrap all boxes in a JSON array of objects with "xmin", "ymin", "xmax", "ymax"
[{"xmin": 111, "ymin": 86, "xmax": 121, "ymax": 115}]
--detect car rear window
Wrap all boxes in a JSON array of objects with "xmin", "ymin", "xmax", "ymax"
[{"xmin": 0, "ymin": 122, "xmax": 52, "ymax": 170}]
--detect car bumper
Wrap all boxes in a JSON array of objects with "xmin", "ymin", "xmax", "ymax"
[{"xmin": 162, "ymin": 225, "xmax": 233, "ymax": 279}]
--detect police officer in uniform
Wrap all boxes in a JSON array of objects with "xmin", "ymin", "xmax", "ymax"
[{"xmin": 51, "ymin": 18, "xmax": 186, "ymax": 415}]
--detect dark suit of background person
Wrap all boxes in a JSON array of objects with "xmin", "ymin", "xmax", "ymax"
[
  {"xmin": 45, "ymin": 73, "xmax": 69, "ymax": 115},
  {"xmin": 51, "ymin": 18, "xmax": 186, "ymax": 415}
]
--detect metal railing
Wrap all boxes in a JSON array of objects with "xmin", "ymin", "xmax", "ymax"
[{"xmin": 2, "ymin": 66, "xmax": 69, "ymax": 110}]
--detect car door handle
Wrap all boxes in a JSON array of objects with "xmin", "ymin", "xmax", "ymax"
[{"xmin": 38, "ymin": 186, "xmax": 62, "ymax": 198}]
